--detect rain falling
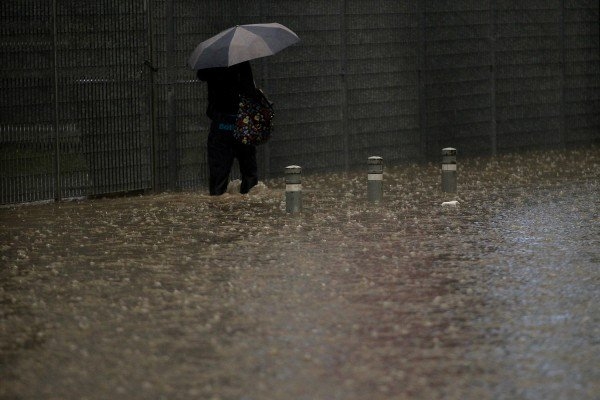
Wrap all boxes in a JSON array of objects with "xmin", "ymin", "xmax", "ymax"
[{"xmin": 1, "ymin": 147, "xmax": 599, "ymax": 399}]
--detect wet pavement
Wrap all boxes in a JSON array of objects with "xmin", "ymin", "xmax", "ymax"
[{"xmin": 1, "ymin": 147, "xmax": 599, "ymax": 400}]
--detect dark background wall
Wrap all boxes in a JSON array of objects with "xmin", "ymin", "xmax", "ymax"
[{"xmin": 1, "ymin": 0, "xmax": 598, "ymax": 203}]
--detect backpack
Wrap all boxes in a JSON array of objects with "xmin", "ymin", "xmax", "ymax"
[{"xmin": 233, "ymin": 88, "xmax": 274, "ymax": 146}]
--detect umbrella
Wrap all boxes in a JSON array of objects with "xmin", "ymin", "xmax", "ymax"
[{"xmin": 187, "ymin": 23, "xmax": 300, "ymax": 70}]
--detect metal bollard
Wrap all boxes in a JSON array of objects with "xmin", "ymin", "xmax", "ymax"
[
  {"xmin": 285, "ymin": 165, "xmax": 302, "ymax": 213},
  {"xmin": 441, "ymin": 147, "xmax": 457, "ymax": 193},
  {"xmin": 367, "ymin": 156, "xmax": 383, "ymax": 202}
]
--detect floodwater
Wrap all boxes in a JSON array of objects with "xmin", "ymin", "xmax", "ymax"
[{"xmin": 1, "ymin": 147, "xmax": 599, "ymax": 400}]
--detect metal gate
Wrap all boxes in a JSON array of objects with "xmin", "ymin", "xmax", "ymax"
[{"xmin": 1, "ymin": 0, "xmax": 153, "ymax": 203}]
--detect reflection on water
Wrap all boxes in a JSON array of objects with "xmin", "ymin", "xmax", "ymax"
[
  {"xmin": 1, "ymin": 147, "xmax": 599, "ymax": 399},
  {"xmin": 482, "ymin": 183, "xmax": 600, "ymax": 400}
]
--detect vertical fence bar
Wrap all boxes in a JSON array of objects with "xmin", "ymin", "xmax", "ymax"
[
  {"xmin": 490, "ymin": 0, "xmax": 497, "ymax": 156},
  {"xmin": 559, "ymin": 0, "xmax": 566, "ymax": 148},
  {"xmin": 118, "ymin": 1, "xmax": 126, "ymax": 191},
  {"xmin": 166, "ymin": 0, "xmax": 177, "ymax": 190},
  {"xmin": 145, "ymin": 0, "xmax": 158, "ymax": 191},
  {"xmin": 52, "ymin": 0, "xmax": 61, "ymax": 201},
  {"xmin": 115, "ymin": 1, "xmax": 122, "ymax": 191},
  {"xmin": 418, "ymin": 0, "xmax": 428, "ymax": 159},
  {"xmin": 340, "ymin": 0, "xmax": 349, "ymax": 172},
  {"xmin": 258, "ymin": 0, "xmax": 271, "ymax": 181}
]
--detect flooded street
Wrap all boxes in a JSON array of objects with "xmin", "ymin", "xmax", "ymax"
[{"xmin": 1, "ymin": 147, "xmax": 599, "ymax": 400}]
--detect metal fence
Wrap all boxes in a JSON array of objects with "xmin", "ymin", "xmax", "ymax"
[{"xmin": 1, "ymin": 0, "xmax": 599, "ymax": 204}]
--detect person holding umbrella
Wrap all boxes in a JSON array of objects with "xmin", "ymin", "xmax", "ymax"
[
  {"xmin": 197, "ymin": 62, "xmax": 258, "ymax": 195},
  {"xmin": 189, "ymin": 23, "xmax": 299, "ymax": 195}
]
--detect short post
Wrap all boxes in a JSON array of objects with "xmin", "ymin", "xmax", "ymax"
[
  {"xmin": 285, "ymin": 165, "xmax": 302, "ymax": 213},
  {"xmin": 441, "ymin": 147, "xmax": 457, "ymax": 193},
  {"xmin": 367, "ymin": 156, "xmax": 383, "ymax": 202}
]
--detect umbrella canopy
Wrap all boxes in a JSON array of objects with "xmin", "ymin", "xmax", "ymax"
[{"xmin": 188, "ymin": 23, "xmax": 300, "ymax": 70}]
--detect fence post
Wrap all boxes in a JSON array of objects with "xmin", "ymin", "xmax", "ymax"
[
  {"xmin": 340, "ymin": 0, "xmax": 349, "ymax": 172},
  {"xmin": 52, "ymin": 0, "xmax": 61, "ymax": 202},
  {"xmin": 490, "ymin": 0, "xmax": 497, "ymax": 156},
  {"xmin": 418, "ymin": 0, "xmax": 428, "ymax": 159},
  {"xmin": 144, "ymin": 0, "xmax": 159, "ymax": 192},
  {"xmin": 258, "ymin": 0, "xmax": 271, "ymax": 180},
  {"xmin": 559, "ymin": 0, "xmax": 566, "ymax": 149},
  {"xmin": 166, "ymin": 0, "xmax": 177, "ymax": 190}
]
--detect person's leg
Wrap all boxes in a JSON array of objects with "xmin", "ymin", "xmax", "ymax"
[
  {"xmin": 207, "ymin": 125, "xmax": 235, "ymax": 195},
  {"xmin": 235, "ymin": 143, "xmax": 258, "ymax": 194}
]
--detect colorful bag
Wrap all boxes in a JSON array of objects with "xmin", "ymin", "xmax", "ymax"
[{"xmin": 233, "ymin": 88, "xmax": 274, "ymax": 146}]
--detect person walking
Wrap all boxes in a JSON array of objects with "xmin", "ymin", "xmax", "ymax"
[{"xmin": 197, "ymin": 61, "xmax": 258, "ymax": 195}]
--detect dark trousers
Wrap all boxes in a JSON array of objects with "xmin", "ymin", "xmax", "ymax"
[{"xmin": 207, "ymin": 120, "xmax": 258, "ymax": 195}]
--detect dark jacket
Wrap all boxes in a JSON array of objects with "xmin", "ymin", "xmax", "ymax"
[{"xmin": 196, "ymin": 61, "xmax": 255, "ymax": 120}]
